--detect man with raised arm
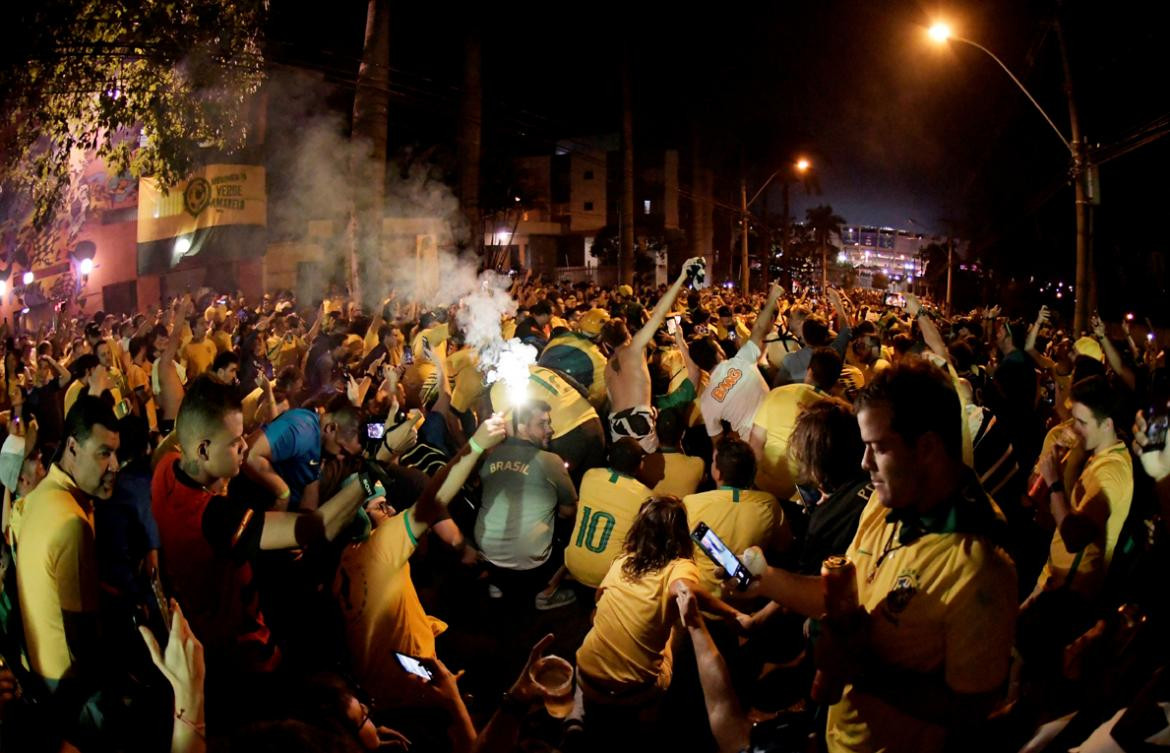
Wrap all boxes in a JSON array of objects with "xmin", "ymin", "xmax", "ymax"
[{"xmin": 601, "ymin": 258, "xmax": 703, "ymax": 452}]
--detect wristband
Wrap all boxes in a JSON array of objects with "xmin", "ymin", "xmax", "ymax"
[
  {"xmin": 1048, "ymin": 479, "xmax": 1065, "ymax": 496},
  {"xmin": 175, "ymin": 709, "xmax": 206, "ymax": 738},
  {"xmin": 468, "ymin": 437, "xmax": 485, "ymax": 454},
  {"xmin": 277, "ymin": 488, "xmax": 291, "ymax": 500}
]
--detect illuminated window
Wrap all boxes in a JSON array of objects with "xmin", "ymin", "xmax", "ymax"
[{"xmin": 643, "ymin": 200, "xmax": 651, "ymax": 215}]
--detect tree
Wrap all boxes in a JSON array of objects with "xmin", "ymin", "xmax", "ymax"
[
  {"xmin": 805, "ymin": 205, "xmax": 845, "ymax": 292},
  {"xmin": 0, "ymin": 0, "xmax": 266, "ymax": 227}
]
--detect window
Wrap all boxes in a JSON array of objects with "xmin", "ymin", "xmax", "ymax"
[
  {"xmin": 643, "ymin": 200, "xmax": 651, "ymax": 215},
  {"xmin": 584, "ymin": 201, "xmax": 594, "ymax": 211},
  {"xmin": 583, "ymin": 170, "xmax": 594, "ymax": 180}
]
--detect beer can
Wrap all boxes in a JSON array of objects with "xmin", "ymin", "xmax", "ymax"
[{"xmin": 821, "ymin": 556, "xmax": 858, "ymax": 619}]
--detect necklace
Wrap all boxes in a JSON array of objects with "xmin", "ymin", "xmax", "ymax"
[{"xmin": 867, "ymin": 522, "xmax": 905, "ymax": 583}]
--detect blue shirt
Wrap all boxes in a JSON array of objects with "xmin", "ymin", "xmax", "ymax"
[{"xmin": 263, "ymin": 408, "xmax": 322, "ymax": 510}]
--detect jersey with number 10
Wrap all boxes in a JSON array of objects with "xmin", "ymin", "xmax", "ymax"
[{"xmin": 565, "ymin": 469, "xmax": 652, "ymax": 588}]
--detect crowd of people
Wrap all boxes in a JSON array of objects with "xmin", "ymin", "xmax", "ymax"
[{"xmin": 0, "ymin": 259, "xmax": 1167, "ymax": 753}]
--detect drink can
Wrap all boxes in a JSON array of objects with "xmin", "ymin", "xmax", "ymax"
[{"xmin": 821, "ymin": 556, "xmax": 858, "ymax": 619}]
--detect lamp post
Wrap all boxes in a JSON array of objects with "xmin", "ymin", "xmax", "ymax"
[
  {"xmin": 928, "ymin": 21, "xmax": 1092, "ymax": 332},
  {"xmin": 740, "ymin": 158, "xmax": 811, "ymax": 291}
]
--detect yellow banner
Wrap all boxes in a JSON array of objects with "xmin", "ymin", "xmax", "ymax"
[{"xmin": 137, "ymin": 164, "xmax": 266, "ymax": 243}]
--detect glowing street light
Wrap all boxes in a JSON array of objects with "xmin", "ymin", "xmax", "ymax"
[
  {"xmin": 79, "ymin": 258, "xmax": 94, "ymax": 276},
  {"xmin": 926, "ymin": 19, "xmax": 1092, "ymax": 330},
  {"xmin": 22, "ymin": 271, "xmax": 34, "ymax": 285},
  {"xmin": 795, "ymin": 158, "xmax": 811, "ymax": 173}
]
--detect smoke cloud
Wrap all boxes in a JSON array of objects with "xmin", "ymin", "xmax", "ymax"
[{"xmin": 264, "ymin": 68, "xmax": 532, "ymax": 393}]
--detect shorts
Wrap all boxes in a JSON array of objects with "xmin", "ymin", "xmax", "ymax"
[{"xmin": 609, "ymin": 406, "xmax": 658, "ymax": 453}]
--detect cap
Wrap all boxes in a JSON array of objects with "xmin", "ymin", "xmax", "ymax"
[
  {"xmin": 1073, "ymin": 336, "xmax": 1104, "ymax": 362},
  {"xmin": 578, "ymin": 308, "xmax": 611, "ymax": 337},
  {"xmin": 617, "ymin": 284, "xmax": 634, "ymax": 298}
]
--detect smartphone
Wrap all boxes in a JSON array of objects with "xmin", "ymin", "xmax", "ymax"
[
  {"xmin": 1144, "ymin": 400, "xmax": 1170, "ymax": 452},
  {"xmin": 666, "ymin": 317, "xmax": 678, "ymax": 335},
  {"xmin": 403, "ymin": 348, "xmax": 414, "ymax": 366},
  {"xmin": 367, "ymin": 422, "xmax": 386, "ymax": 440},
  {"xmin": 691, "ymin": 522, "xmax": 752, "ymax": 591},
  {"xmin": 395, "ymin": 652, "xmax": 434, "ymax": 682},
  {"xmin": 150, "ymin": 568, "xmax": 172, "ymax": 628}
]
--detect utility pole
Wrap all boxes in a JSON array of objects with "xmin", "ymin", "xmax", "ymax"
[
  {"xmin": 1056, "ymin": 18, "xmax": 1092, "ymax": 333},
  {"xmin": 740, "ymin": 178, "xmax": 750, "ymax": 291},
  {"xmin": 945, "ymin": 233, "xmax": 954, "ymax": 315}
]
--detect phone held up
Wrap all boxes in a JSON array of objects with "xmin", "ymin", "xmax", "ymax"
[
  {"xmin": 395, "ymin": 652, "xmax": 434, "ymax": 682},
  {"xmin": 691, "ymin": 522, "xmax": 752, "ymax": 591}
]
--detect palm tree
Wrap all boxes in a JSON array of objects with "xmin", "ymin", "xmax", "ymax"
[{"xmin": 805, "ymin": 205, "xmax": 845, "ymax": 292}]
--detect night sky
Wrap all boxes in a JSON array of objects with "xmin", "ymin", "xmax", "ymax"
[{"xmin": 267, "ymin": 0, "xmax": 1170, "ymax": 311}]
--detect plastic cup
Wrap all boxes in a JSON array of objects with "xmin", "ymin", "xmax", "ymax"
[{"xmin": 529, "ymin": 655, "xmax": 575, "ymax": 718}]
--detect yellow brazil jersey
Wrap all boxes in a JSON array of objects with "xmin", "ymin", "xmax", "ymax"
[
  {"xmin": 652, "ymin": 450, "xmax": 705, "ymax": 499},
  {"xmin": 539, "ymin": 331, "xmax": 608, "ymax": 410},
  {"xmin": 334, "ymin": 512, "xmax": 447, "ymax": 708},
  {"xmin": 211, "ymin": 329, "xmax": 233, "ymax": 355},
  {"xmin": 752, "ymin": 383, "xmax": 829, "ymax": 502},
  {"xmin": 446, "ymin": 347, "xmax": 484, "ymax": 414},
  {"xmin": 501, "ymin": 318, "xmax": 517, "ymax": 341},
  {"xmin": 1036, "ymin": 441, "xmax": 1132, "ymax": 600},
  {"xmin": 576, "ymin": 555, "xmax": 700, "ymax": 689},
  {"xmin": 684, "ymin": 486, "xmax": 789, "ymax": 596},
  {"xmin": 64, "ymin": 379, "xmax": 124, "ymax": 418},
  {"xmin": 566, "ymin": 469, "xmax": 652, "ymax": 588},
  {"xmin": 715, "ymin": 319, "xmax": 751, "ymax": 343},
  {"xmin": 658, "ymin": 346, "xmax": 707, "ymax": 428},
  {"xmin": 490, "ymin": 365, "xmax": 598, "ymax": 439},
  {"xmin": 827, "ymin": 492, "xmax": 1017, "ymax": 753},
  {"xmin": 182, "ymin": 338, "xmax": 218, "ymax": 379}
]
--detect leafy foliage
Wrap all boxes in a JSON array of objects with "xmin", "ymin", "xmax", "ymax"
[{"xmin": 0, "ymin": 0, "xmax": 266, "ymax": 226}]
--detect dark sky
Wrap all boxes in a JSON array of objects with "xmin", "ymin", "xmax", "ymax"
[{"xmin": 267, "ymin": 0, "xmax": 1170, "ymax": 304}]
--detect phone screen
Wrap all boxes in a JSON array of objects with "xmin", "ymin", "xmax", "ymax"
[
  {"xmin": 403, "ymin": 349, "xmax": 414, "ymax": 366},
  {"xmin": 367, "ymin": 422, "xmax": 386, "ymax": 440},
  {"xmin": 395, "ymin": 652, "xmax": 434, "ymax": 681},
  {"xmin": 692, "ymin": 523, "xmax": 750, "ymax": 589},
  {"xmin": 666, "ymin": 318, "xmax": 678, "ymax": 335}
]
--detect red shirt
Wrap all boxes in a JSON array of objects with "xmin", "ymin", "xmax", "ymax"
[{"xmin": 151, "ymin": 452, "xmax": 275, "ymax": 672}]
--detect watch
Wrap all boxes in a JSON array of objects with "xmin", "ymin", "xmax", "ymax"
[{"xmin": 1048, "ymin": 479, "xmax": 1065, "ymax": 496}]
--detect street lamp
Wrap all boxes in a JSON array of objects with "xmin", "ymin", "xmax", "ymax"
[
  {"xmin": 928, "ymin": 20, "xmax": 1092, "ymax": 331},
  {"xmin": 740, "ymin": 158, "xmax": 812, "ymax": 291}
]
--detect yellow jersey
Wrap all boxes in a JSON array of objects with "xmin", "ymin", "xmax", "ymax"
[
  {"xmin": 1036, "ymin": 441, "xmax": 1132, "ymax": 600},
  {"xmin": 684, "ymin": 486, "xmax": 788, "ymax": 596},
  {"xmin": 566, "ymin": 469, "xmax": 652, "ymax": 588},
  {"xmin": 334, "ymin": 512, "xmax": 447, "ymax": 708},
  {"xmin": 752, "ymin": 383, "xmax": 830, "ymax": 502},
  {"xmin": 827, "ymin": 488, "xmax": 1017, "ymax": 753},
  {"xmin": 490, "ymin": 365, "xmax": 598, "ymax": 439},
  {"xmin": 576, "ymin": 555, "xmax": 700, "ymax": 688}
]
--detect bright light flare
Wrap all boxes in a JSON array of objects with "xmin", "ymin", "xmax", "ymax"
[
  {"xmin": 22, "ymin": 271, "xmax": 34, "ymax": 285},
  {"xmin": 928, "ymin": 22, "xmax": 952, "ymax": 43},
  {"xmin": 79, "ymin": 258, "xmax": 94, "ymax": 275},
  {"xmin": 795, "ymin": 158, "xmax": 811, "ymax": 172},
  {"xmin": 486, "ymin": 339, "xmax": 538, "ymax": 410}
]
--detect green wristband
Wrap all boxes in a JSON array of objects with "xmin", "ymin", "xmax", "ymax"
[{"xmin": 469, "ymin": 437, "xmax": 484, "ymax": 454}]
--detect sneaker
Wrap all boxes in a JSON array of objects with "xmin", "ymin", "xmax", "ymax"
[
  {"xmin": 488, "ymin": 584, "xmax": 503, "ymax": 599},
  {"xmin": 534, "ymin": 585, "xmax": 577, "ymax": 611}
]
